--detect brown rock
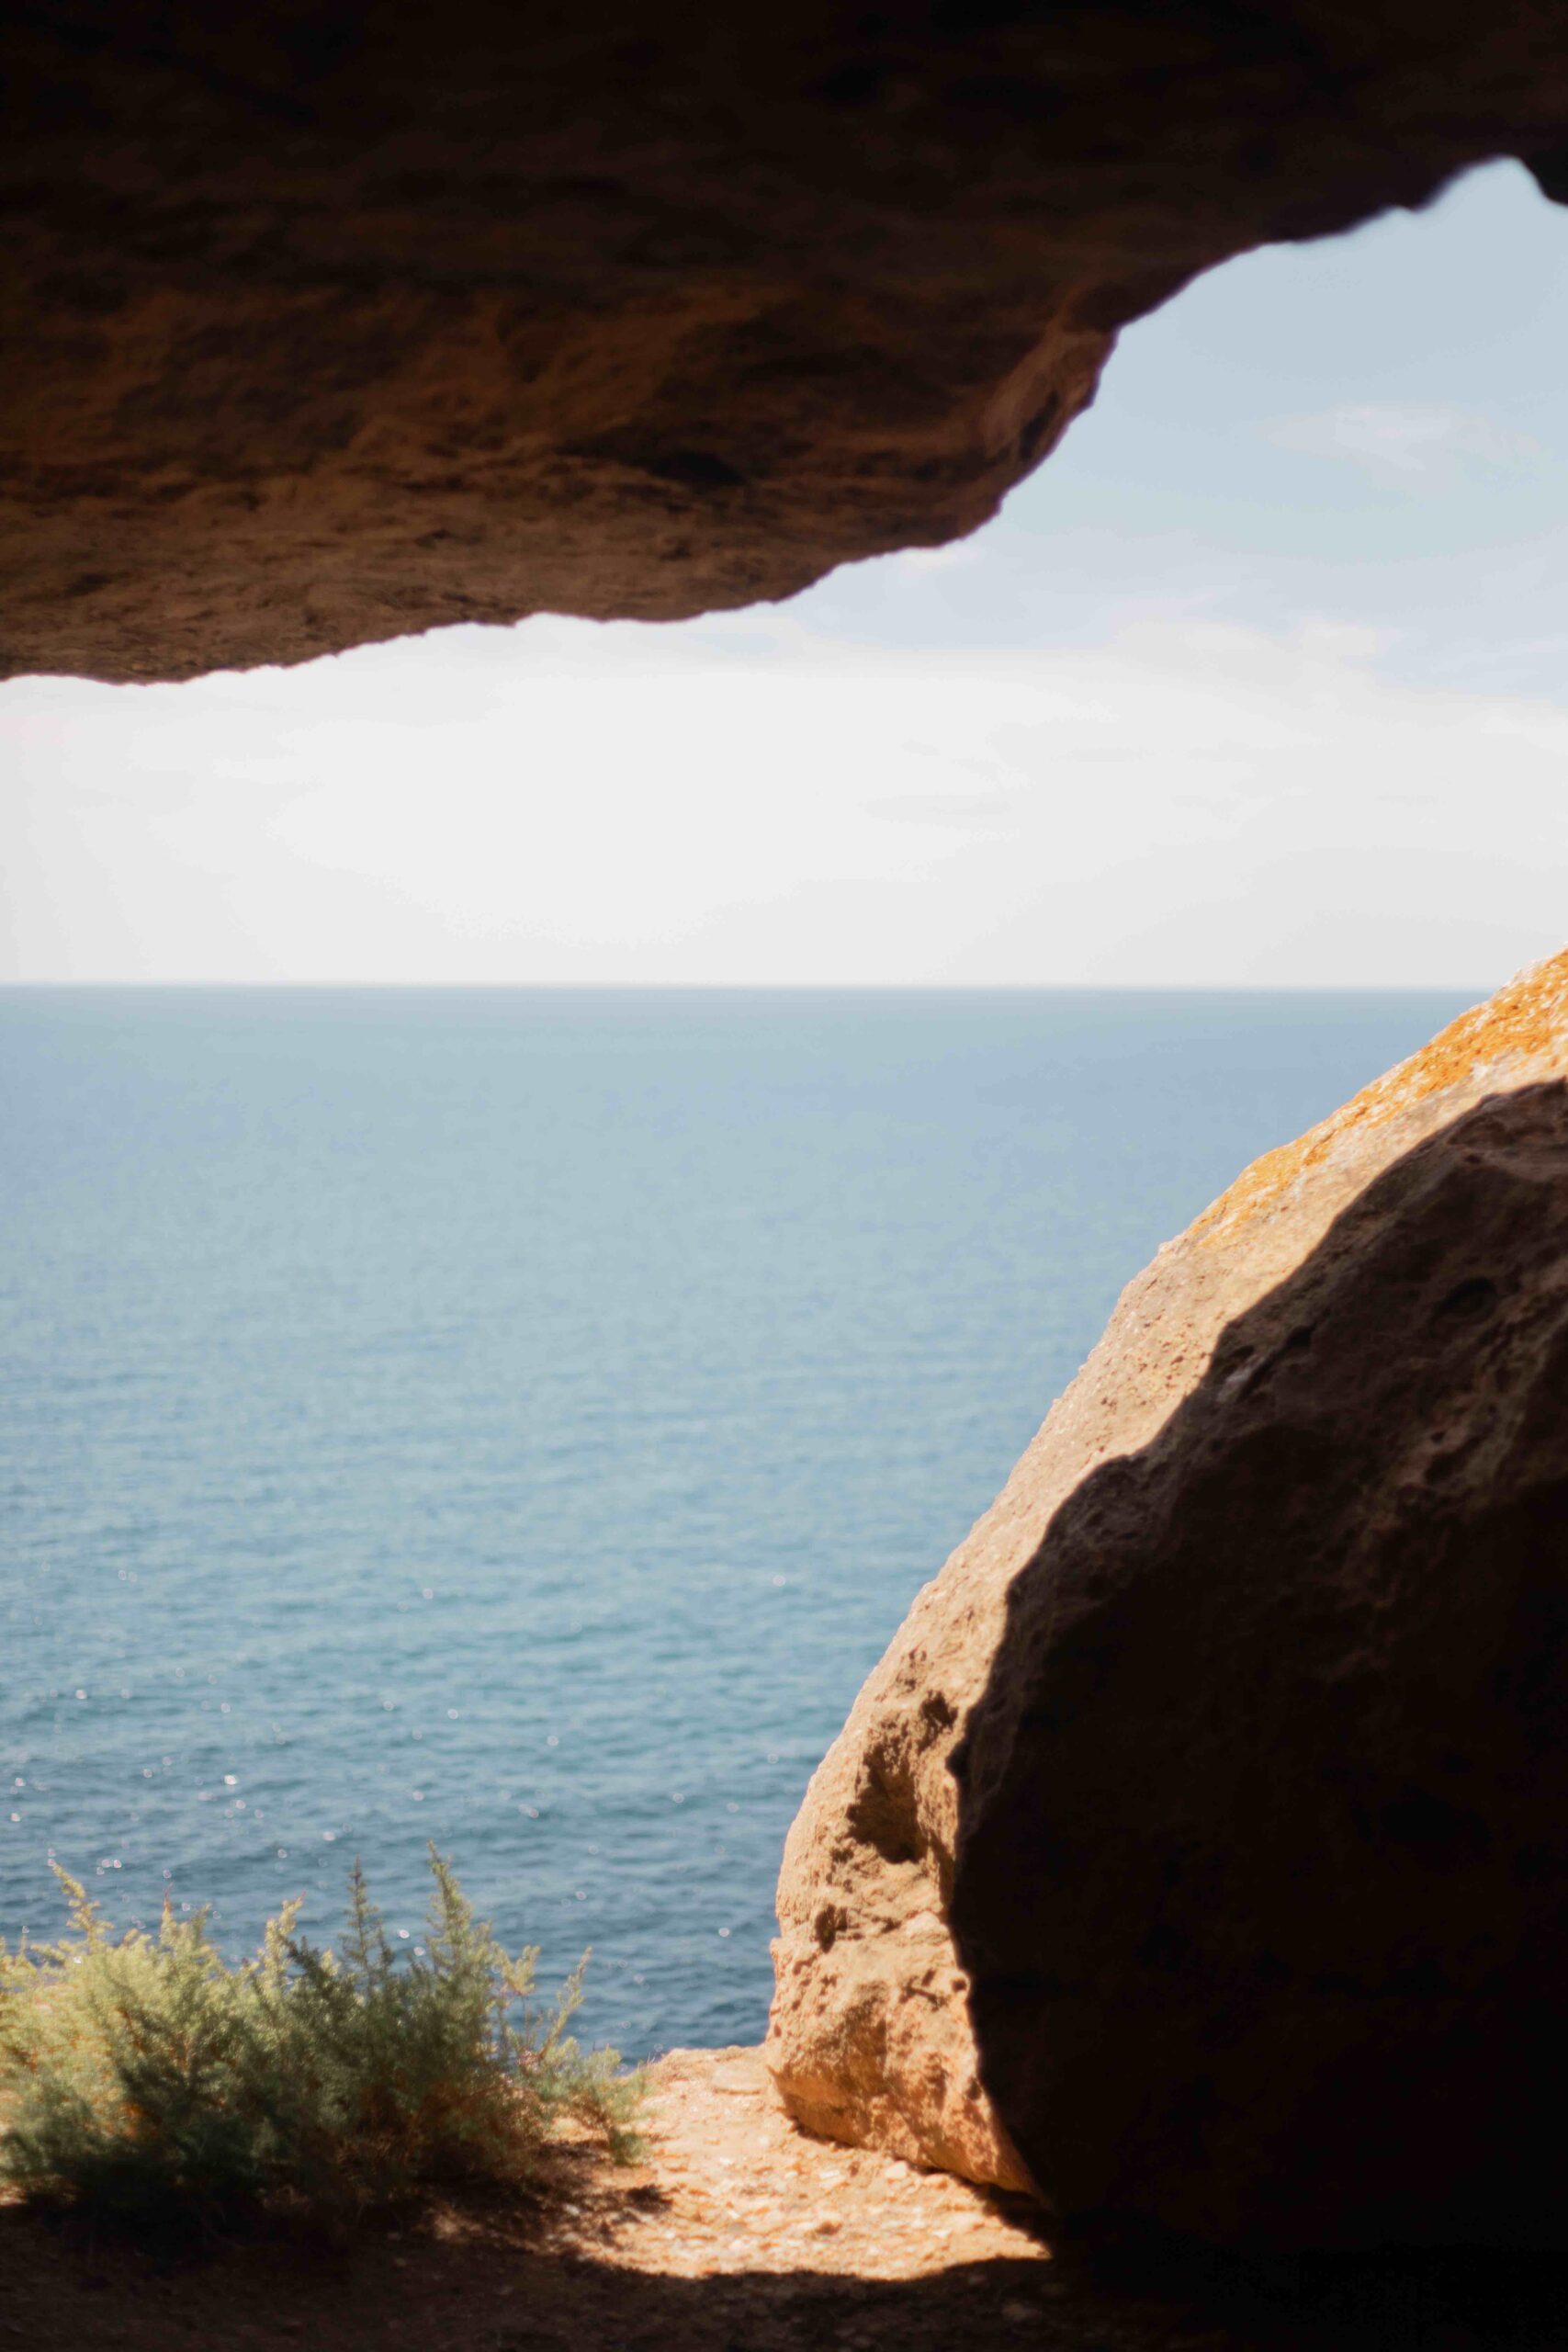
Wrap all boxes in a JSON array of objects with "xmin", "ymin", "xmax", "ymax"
[
  {"xmin": 6, "ymin": 6, "xmax": 1568, "ymax": 683},
  {"xmin": 770, "ymin": 952, "xmax": 1568, "ymax": 2249}
]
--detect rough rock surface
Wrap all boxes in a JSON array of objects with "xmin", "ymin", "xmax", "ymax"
[
  {"xmin": 6, "ymin": 5, "xmax": 1568, "ymax": 683},
  {"xmin": 770, "ymin": 951, "xmax": 1568, "ymax": 2249}
]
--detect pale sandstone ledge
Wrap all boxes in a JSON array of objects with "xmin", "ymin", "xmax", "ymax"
[{"xmin": 766, "ymin": 949, "xmax": 1568, "ymax": 2208}]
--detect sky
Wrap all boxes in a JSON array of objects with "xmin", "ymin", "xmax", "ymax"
[{"xmin": 4, "ymin": 159, "xmax": 1567, "ymax": 989}]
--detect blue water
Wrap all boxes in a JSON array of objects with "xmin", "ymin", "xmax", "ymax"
[{"xmin": 1, "ymin": 987, "xmax": 1469, "ymax": 2057}]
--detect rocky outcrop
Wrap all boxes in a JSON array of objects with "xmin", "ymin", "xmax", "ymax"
[
  {"xmin": 6, "ymin": 5, "xmax": 1568, "ymax": 684},
  {"xmin": 769, "ymin": 952, "xmax": 1568, "ymax": 2248}
]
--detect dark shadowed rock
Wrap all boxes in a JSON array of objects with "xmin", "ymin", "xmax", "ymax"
[
  {"xmin": 954, "ymin": 1077, "xmax": 1568, "ymax": 2249},
  {"xmin": 6, "ymin": 4, "xmax": 1568, "ymax": 682},
  {"xmin": 771, "ymin": 953, "xmax": 1568, "ymax": 2249}
]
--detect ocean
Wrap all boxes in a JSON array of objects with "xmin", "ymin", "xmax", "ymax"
[{"xmin": 1, "ymin": 986, "xmax": 1468, "ymax": 2057}]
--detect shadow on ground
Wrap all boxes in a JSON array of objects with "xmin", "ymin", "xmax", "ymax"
[{"xmin": 1, "ymin": 2194, "xmax": 1562, "ymax": 2352}]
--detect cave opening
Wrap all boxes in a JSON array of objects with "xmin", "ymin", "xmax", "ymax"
[
  {"xmin": 6, "ymin": 8, "xmax": 1568, "ymax": 2306},
  {"xmin": 6, "ymin": 160, "xmax": 1566, "ymax": 994},
  {"xmin": 4, "ymin": 153, "xmax": 1565, "ymax": 2069}
]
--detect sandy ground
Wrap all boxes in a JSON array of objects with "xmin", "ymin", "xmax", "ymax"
[{"xmin": 0, "ymin": 2047, "xmax": 1561, "ymax": 2351}]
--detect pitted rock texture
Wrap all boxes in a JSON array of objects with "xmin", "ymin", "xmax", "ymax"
[
  {"xmin": 769, "ymin": 950, "xmax": 1568, "ymax": 2246},
  {"xmin": 6, "ymin": 4, "xmax": 1568, "ymax": 683}
]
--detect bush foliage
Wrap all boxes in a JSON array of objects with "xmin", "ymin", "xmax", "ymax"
[{"xmin": 0, "ymin": 1847, "xmax": 642, "ymax": 2226}]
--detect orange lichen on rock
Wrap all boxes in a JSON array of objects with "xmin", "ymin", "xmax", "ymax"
[{"xmin": 1193, "ymin": 948, "xmax": 1568, "ymax": 1249}]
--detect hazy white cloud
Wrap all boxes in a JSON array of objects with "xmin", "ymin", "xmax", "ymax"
[
  {"xmin": 893, "ymin": 540, "xmax": 987, "ymax": 574},
  {"xmin": 1263, "ymin": 402, "xmax": 1543, "ymax": 482},
  {"xmin": 4, "ymin": 607, "xmax": 1565, "ymax": 989}
]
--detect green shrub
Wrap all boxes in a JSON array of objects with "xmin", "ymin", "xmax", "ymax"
[{"xmin": 0, "ymin": 1846, "xmax": 642, "ymax": 2227}]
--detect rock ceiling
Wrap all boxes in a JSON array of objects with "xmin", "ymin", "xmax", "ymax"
[{"xmin": 5, "ymin": 4, "xmax": 1567, "ymax": 684}]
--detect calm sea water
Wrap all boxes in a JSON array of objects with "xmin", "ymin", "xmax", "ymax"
[{"xmin": 1, "ymin": 987, "xmax": 1468, "ymax": 2057}]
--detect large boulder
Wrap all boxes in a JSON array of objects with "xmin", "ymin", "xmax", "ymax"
[
  {"xmin": 768, "ymin": 951, "xmax": 1568, "ymax": 2247},
  {"xmin": 6, "ymin": 5, "xmax": 1568, "ymax": 683}
]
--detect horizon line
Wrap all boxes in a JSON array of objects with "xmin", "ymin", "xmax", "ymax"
[{"xmin": 0, "ymin": 978, "xmax": 1494, "ymax": 997}]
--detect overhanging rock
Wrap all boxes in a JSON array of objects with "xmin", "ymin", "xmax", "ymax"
[{"xmin": 5, "ymin": 3, "xmax": 1568, "ymax": 682}]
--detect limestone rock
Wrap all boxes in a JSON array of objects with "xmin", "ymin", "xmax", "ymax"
[
  {"xmin": 769, "ymin": 951, "xmax": 1568, "ymax": 2248},
  {"xmin": 7, "ymin": 6, "xmax": 1568, "ymax": 683}
]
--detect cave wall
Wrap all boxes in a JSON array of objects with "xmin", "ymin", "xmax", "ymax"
[{"xmin": 6, "ymin": 2, "xmax": 1568, "ymax": 684}]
